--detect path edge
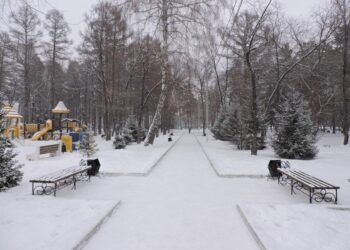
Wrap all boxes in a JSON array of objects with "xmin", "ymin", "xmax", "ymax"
[
  {"xmin": 195, "ymin": 135, "xmax": 267, "ymax": 179},
  {"xmin": 100, "ymin": 134, "xmax": 183, "ymax": 177},
  {"xmin": 72, "ymin": 200, "xmax": 122, "ymax": 250},
  {"xmin": 236, "ymin": 204, "xmax": 267, "ymax": 250}
]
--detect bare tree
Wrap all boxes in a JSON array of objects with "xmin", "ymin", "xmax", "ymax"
[
  {"xmin": 43, "ymin": 9, "xmax": 71, "ymax": 109},
  {"xmin": 334, "ymin": 0, "xmax": 350, "ymax": 145},
  {"xmin": 10, "ymin": 4, "xmax": 41, "ymax": 121},
  {"xmin": 129, "ymin": 0, "xmax": 218, "ymax": 145}
]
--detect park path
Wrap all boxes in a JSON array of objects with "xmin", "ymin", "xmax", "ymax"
[{"xmin": 84, "ymin": 134, "xmax": 259, "ymax": 250}]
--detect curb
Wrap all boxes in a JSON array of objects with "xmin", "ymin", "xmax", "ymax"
[
  {"xmin": 194, "ymin": 135, "xmax": 221, "ymax": 176},
  {"xmin": 236, "ymin": 205, "xmax": 267, "ymax": 250},
  {"xmin": 145, "ymin": 133, "xmax": 183, "ymax": 176},
  {"xmin": 195, "ymin": 135, "xmax": 267, "ymax": 179},
  {"xmin": 72, "ymin": 200, "xmax": 122, "ymax": 250},
  {"xmin": 99, "ymin": 134, "xmax": 183, "ymax": 177}
]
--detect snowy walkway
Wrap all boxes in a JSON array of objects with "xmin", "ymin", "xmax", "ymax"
[{"xmin": 80, "ymin": 134, "xmax": 263, "ymax": 250}]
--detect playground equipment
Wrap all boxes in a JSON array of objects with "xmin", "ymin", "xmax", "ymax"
[
  {"xmin": 32, "ymin": 120, "xmax": 53, "ymax": 141},
  {"xmin": 1, "ymin": 105, "xmax": 23, "ymax": 139},
  {"xmin": 61, "ymin": 118, "xmax": 81, "ymax": 133},
  {"xmin": 52, "ymin": 101, "xmax": 70, "ymax": 137}
]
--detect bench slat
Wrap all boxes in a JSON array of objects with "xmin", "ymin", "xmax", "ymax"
[
  {"xmin": 30, "ymin": 165, "xmax": 91, "ymax": 183},
  {"xmin": 278, "ymin": 169, "xmax": 316, "ymax": 188},
  {"xmin": 292, "ymin": 170, "xmax": 338, "ymax": 188},
  {"xmin": 39, "ymin": 144, "xmax": 60, "ymax": 155},
  {"xmin": 278, "ymin": 169, "xmax": 338, "ymax": 189},
  {"xmin": 285, "ymin": 169, "xmax": 337, "ymax": 188},
  {"xmin": 287, "ymin": 170, "xmax": 326, "ymax": 188}
]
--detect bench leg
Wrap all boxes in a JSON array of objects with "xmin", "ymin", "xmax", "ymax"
[
  {"xmin": 335, "ymin": 189, "xmax": 338, "ymax": 205},
  {"xmin": 54, "ymin": 183, "xmax": 57, "ymax": 197},
  {"xmin": 73, "ymin": 176, "xmax": 76, "ymax": 190},
  {"xmin": 309, "ymin": 189, "xmax": 312, "ymax": 204},
  {"xmin": 291, "ymin": 180, "xmax": 294, "ymax": 195},
  {"xmin": 32, "ymin": 182, "xmax": 34, "ymax": 195}
]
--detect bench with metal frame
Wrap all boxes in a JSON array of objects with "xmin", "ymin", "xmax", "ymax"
[
  {"xmin": 277, "ymin": 168, "xmax": 339, "ymax": 204},
  {"xmin": 30, "ymin": 164, "xmax": 91, "ymax": 196}
]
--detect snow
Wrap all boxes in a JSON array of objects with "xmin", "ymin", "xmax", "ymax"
[
  {"xmin": 52, "ymin": 101, "xmax": 69, "ymax": 113},
  {"xmin": 0, "ymin": 194, "xmax": 118, "ymax": 250},
  {"xmin": 197, "ymin": 132, "xmax": 350, "ymax": 190},
  {"xmin": 238, "ymin": 204, "xmax": 350, "ymax": 250},
  {"xmin": 1, "ymin": 131, "xmax": 350, "ymax": 249}
]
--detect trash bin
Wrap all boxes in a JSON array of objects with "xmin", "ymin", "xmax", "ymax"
[
  {"xmin": 87, "ymin": 159, "xmax": 101, "ymax": 176},
  {"xmin": 268, "ymin": 160, "xmax": 282, "ymax": 177}
]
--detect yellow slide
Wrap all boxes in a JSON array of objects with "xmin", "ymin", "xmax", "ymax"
[
  {"xmin": 32, "ymin": 127, "xmax": 49, "ymax": 141},
  {"xmin": 32, "ymin": 120, "xmax": 53, "ymax": 141}
]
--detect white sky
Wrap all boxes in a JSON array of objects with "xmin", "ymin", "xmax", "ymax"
[{"xmin": 1, "ymin": 0, "xmax": 325, "ymax": 54}]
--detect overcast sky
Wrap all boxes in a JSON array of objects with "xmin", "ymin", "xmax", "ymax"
[{"xmin": 2, "ymin": 0, "xmax": 325, "ymax": 52}]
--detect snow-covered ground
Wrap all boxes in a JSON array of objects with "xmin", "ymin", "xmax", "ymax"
[
  {"xmin": 1, "ymin": 131, "xmax": 350, "ymax": 250},
  {"xmin": 0, "ymin": 195, "xmax": 119, "ymax": 250},
  {"xmin": 238, "ymin": 204, "xmax": 350, "ymax": 250},
  {"xmin": 197, "ymin": 132, "xmax": 350, "ymax": 194}
]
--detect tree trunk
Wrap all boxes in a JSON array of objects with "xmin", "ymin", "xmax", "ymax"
[
  {"xmin": 341, "ymin": 19, "xmax": 349, "ymax": 145},
  {"xmin": 144, "ymin": 0, "xmax": 170, "ymax": 146},
  {"xmin": 246, "ymin": 51, "xmax": 258, "ymax": 156}
]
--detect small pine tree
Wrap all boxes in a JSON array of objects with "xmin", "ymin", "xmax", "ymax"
[
  {"xmin": 272, "ymin": 91, "xmax": 318, "ymax": 159},
  {"xmin": 122, "ymin": 127, "xmax": 134, "ymax": 145},
  {"xmin": 0, "ymin": 97, "xmax": 23, "ymax": 191},
  {"xmin": 122, "ymin": 117, "xmax": 138, "ymax": 144},
  {"xmin": 113, "ymin": 134, "xmax": 126, "ymax": 149},
  {"xmin": 211, "ymin": 105, "xmax": 228, "ymax": 140},
  {"xmin": 221, "ymin": 106, "xmax": 239, "ymax": 141},
  {"xmin": 80, "ymin": 128, "xmax": 99, "ymax": 158}
]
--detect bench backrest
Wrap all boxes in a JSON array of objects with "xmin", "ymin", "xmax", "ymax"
[{"xmin": 39, "ymin": 144, "xmax": 60, "ymax": 155}]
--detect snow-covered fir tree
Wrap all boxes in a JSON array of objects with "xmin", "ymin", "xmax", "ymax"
[
  {"xmin": 0, "ymin": 97, "xmax": 23, "ymax": 191},
  {"xmin": 272, "ymin": 91, "xmax": 318, "ymax": 159},
  {"xmin": 113, "ymin": 134, "xmax": 126, "ymax": 149},
  {"xmin": 122, "ymin": 127, "xmax": 134, "ymax": 145},
  {"xmin": 220, "ymin": 106, "xmax": 239, "ymax": 141},
  {"xmin": 80, "ymin": 128, "xmax": 98, "ymax": 158},
  {"xmin": 211, "ymin": 105, "xmax": 228, "ymax": 140},
  {"xmin": 122, "ymin": 117, "xmax": 138, "ymax": 144}
]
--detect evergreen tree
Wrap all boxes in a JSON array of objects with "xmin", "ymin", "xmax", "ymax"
[
  {"xmin": 211, "ymin": 105, "xmax": 228, "ymax": 140},
  {"xmin": 80, "ymin": 128, "xmax": 98, "ymax": 158},
  {"xmin": 122, "ymin": 127, "xmax": 134, "ymax": 145},
  {"xmin": 0, "ymin": 95, "xmax": 23, "ymax": 191},
  {"xmin": 272, "ymin": 91, "xmax": 318, "ymax": 159},
  {"xmin": 220, "ymin": 106, "xmax": 239, "ymax": 141},
  {"xmin": 113, "ymin": 134, "xmax": 126, "ymax": 149}
]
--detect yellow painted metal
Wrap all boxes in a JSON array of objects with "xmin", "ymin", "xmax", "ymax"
[{"xmin": 61, "ymin": 135, "xmax": 72, "ymax": 152}]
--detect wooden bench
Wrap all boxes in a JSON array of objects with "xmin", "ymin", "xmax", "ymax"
[
  {"xmin": 27, "ymin": 142, "xmax": 62, "ymax": 161},
  {"xmin": 30, "ymin": 165, "xmax": 92, "ymax": 196},
  {"xmin": 277, "ymin": 168, "xmax": 339, "ymax": 204}
]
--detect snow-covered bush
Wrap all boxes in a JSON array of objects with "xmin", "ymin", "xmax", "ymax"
[
  {"xmin": 113, "ymin": 134, "xmax": 126, "ymax": 149},
  {"xmin": 80, "ymin": 128, "xmax": 99, "ymax": 158},
  {"xmin": 122, "ymin": 127, "xmax": 134, "ymax": 145},
  {"xmin": 0, "ymin": 98, "xmax": 23, "ymax": 191},
  {"xmin": 271, "ymin": 91, "xmax": 318, "ymax": 159}
]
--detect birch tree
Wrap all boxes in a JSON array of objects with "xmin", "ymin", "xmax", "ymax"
[{"xmin": 129, "ymin": 0, "xmax": 218, "ymax": 145}]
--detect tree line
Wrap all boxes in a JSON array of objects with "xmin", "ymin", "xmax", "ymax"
[{"xmin": 0, "ymin": 0, "xmax": 349, "ymax": 150}]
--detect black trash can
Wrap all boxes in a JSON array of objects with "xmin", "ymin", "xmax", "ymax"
[
  {"xmin": 268, "ymin": 160, "xmax": 282, "ymax": 177},
  {"xmin": 87, "ymin": 159, "xmax": 101, "ymax": 176}
]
